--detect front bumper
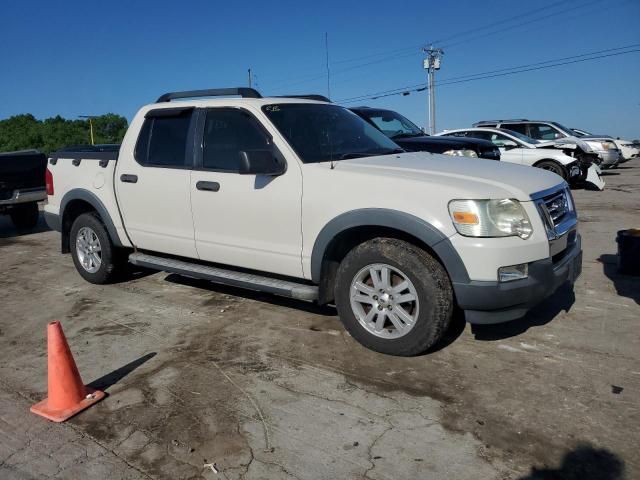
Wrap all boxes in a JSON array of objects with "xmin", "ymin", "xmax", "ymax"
[
  {"xmin": 596, "ymin": 150, "xmax": 621, "ymax": 167},
  {"xmin": 454, "ymin": 233, "xmax": 582, "ymax": 324}
]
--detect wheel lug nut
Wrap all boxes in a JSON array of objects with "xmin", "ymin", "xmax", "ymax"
[{"xmin": 377, "ymin": 305, "xmax": 383, "ymax": 310}]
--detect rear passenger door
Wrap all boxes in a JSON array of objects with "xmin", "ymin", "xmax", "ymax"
[
  {"xmin": 189, "ymin": 108, "xmax": 304, "ymax": 278},
  {"xmin": 115, "ymin": 107, "xmax": 198, "ymax": 258}
]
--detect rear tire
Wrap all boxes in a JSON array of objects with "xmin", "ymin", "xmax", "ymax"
[
  {"xmin": 535, "ymin": 160, "xmax": 567, "ymax": 180},
  {"xmin": 70, "ymin": 212, "xmax": 125, "ymax": 284},
  {"xmin": 334, "ymin": 238, "xmax": 453, "ymax": 356},
  {"xmin": 10, "ymin": 202, "xmax": 39, "ymax": 229}
]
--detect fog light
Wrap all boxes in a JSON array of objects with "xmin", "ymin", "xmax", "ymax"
[{"xmin": 498, "ymin": 263, "xmax": 528, "ymax": 282}]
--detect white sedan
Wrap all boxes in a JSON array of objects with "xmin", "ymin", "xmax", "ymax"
[{"xmin": 437, "ymin": 127, "xmax": 604, "ymax": 190}]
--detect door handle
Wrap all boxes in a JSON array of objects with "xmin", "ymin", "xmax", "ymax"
[
  {"xmin": 120, "ymin": 174, "xmax": 138, "ymax": 183},
  {"xmin": 196, "ymin": 181, "xmax": 220, "ymax": 192}
]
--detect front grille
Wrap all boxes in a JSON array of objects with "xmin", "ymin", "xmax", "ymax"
[
  {"xmin": 535, "ymin": 187, "xmax": 577, "ymax": 240},
  {"xmin": 543, "ymin": 191, "xmax": 569, "ymax": 226}
]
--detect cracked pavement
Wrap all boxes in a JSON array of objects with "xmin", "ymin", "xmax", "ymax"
[{"xmin": 1, "ymin": 160, "xmax": 639, "ymax": 479}]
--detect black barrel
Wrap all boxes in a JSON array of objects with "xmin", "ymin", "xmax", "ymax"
[{"xmin": 617, "ymin": 229, "xmax": 640, "ymax": 275}]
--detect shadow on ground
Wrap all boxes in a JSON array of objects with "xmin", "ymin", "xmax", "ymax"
[
  {"xmin": 0, "ymin": 212, "xmax": 50, "ymax": 240},
  {"xmin": 598, "ymin": 254, "xmax": 640, "ymax": 305},
  {"xmin": 88, "ymin": 352, "xmax": 157, "ymax": 391},
  {"xmin": 164, "ymin": 273, "xmax": 337, "ymax": 317},
  {"xmin": 471, "ymin": 283, "xmax": 575, "ymax": 341},
  {"xmin": 518, "ymin": 444, "xmax": 625, "ymax": 480}
]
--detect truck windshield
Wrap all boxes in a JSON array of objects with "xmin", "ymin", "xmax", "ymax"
[{"xmin": 262, "ymin": 103, "xmax": 403, "ymax": 163}]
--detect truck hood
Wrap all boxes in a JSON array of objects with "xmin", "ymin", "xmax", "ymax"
[{"xmin": 333, "ymin": 151, "xmax": 563, "ymax": 202}]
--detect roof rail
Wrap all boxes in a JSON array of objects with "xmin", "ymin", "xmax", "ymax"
[
  {"xmin": 273, "ymin": 94, "xmax": 332, "ymax": 102},
  {"xmin": 475, "ymin": 118, "xmax": 529, "ymax": 124},
  {"xmin": 156, "ymin": 88, "xmax": 262, "ymax": 103}
]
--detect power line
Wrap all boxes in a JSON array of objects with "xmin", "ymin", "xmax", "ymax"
[
  {"xmin": 268, "ymin": 0, "xmax": 608, "ymax": 92},
  {"xmin": 336, "ymin": 46, "xmax": 640, "ymax": 104},
  {"xmin": 337, "ymin": 43, "xmax": 640, "ymax": 103}
]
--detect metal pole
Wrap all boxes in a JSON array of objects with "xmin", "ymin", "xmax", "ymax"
[
  {"xmin": 89, "ymin": 118, "xmax": 94, "ymax": 145},
  {"xmin": 248, "ymin": 68, "xmax": 252, "ymax": 88},
  {"xmin": 325, "ymin": 32, "xmax": 331, "ymax": 99},
  {"xmin": 429, "ymin": 68, "xmax": 436, "ymax": 135}
]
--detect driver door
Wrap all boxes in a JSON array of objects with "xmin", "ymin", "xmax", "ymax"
[{"xmin": 189, "ymin": 107, "xmax": 304, "ymax": 278}]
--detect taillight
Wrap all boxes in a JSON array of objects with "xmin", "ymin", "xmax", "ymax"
[{"xmin": 45, "ymin": 168, "xmax": 54, "ymax": 196}]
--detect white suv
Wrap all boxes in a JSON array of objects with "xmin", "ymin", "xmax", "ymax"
[
  {"xmin": 43, "ymin": 89, "xmax": 582, "ymax": 356},
  {"xmin": 474, "ymin": 119, "xmax": 621, "ymax": 168}
]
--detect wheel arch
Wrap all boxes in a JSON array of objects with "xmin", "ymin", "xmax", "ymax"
[
  {"xmin": 60, "ymin": 189, "xmax": 124, "ymax": 254},
  {"xmin": 311, "ymin": 209, "xmax": 470, "ymax": 304}
]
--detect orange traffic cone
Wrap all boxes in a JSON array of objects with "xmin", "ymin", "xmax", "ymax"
[{"xmin": 30, "ymin": 321, "xmax": 105, "ymax": 422}]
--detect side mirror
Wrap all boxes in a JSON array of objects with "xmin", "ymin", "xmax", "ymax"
[{"xmin": 238, "ymin": 149, "xmax": 286, "ymax": 176}]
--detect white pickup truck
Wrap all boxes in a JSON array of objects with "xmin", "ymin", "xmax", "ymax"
[{"xmin": 44, "ymin": 88, "xmax": 582, "ymax": 356}]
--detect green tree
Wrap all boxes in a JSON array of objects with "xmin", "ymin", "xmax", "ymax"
[{"xmin": 0, "ymin": 113, "xmax": 128, "ymax": 154}]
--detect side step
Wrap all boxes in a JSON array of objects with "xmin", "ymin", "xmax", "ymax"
[{"xmin": 129, "ymin": 252, "xmax": 319, "ymax": 302}]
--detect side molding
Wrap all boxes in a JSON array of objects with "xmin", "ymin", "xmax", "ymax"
[
  {"xmin": 310, "ymin": 209, "xmax": 470, "ymax": 284},
  {"xmin": 60, "ymin": 189, "xmax": 124, "ymax": 248}
]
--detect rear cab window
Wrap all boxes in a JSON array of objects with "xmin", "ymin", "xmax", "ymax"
[{"xmin": 135, "ymin": 108, "xmax": 194, "ymax": 168}]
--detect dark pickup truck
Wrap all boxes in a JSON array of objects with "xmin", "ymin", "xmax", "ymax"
[
  {"xmin": 351, "ymin": 107, "xmax": 501, "ymax": 160},
  {"xmin": 0, "ymin": 150, "xmax": 47, "ymax": 229}
]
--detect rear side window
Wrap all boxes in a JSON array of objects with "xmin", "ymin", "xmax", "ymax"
[
  {"xmin": 135, "ymin": 110, "xmax": 193, "ymax": 167},
  {"xmin": 202, "ymin": 109, "xmax": 270, "ymax": 171}
]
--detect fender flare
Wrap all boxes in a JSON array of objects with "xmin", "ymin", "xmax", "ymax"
[
  {"xmin": 60, "ymin": 189, "xmax": 124, "ymax": 249},
  {"xmin": 310, "ymin": 208, "xmax": 470, "ymax": 284}
]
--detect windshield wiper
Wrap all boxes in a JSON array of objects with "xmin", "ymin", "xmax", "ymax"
[
  {"xmin": 337, "ymin": 148, "xmax": 404, "ymax": 160},
  {"xmin": 391, "ymin": 132, "xmax": 423, "ymax": 139}
]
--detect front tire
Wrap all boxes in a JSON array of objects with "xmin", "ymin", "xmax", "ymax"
[
  {"xmin": 10, "ymin": 202, "xmax": 39, "ymax": 229},
  {"xmin": 535, "ymin": 160, "xmax": 567, "ymax": 180},
  {"xmin": 334, "ymin": 238, "xmax": 453, "ymax": 356},
  {"xmin": 70, "ymin": 213, "xmax": 124, "ymax": 284}
]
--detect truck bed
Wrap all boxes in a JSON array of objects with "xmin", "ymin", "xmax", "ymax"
[{"xmin": 0, "ymin": 150, "xmax": 47, "ymax": 200}]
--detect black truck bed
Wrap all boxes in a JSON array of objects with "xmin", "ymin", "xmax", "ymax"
[{"xmin": 0, "ymin": 150, "xmax": 47, "ymax": 200}]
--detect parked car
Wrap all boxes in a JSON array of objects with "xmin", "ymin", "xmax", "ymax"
[
  {"xmin": 351, "ymin": 107, "xmax": 501, "ymax": 160},
  {"xmin": 571, "ymin": 128, "xmax": 639, "ymax": 163},
  {"xmin": 0, "ymin": 150, "xmax": 47, "ymax": 229},
  {"xmin": 44, "ymin": 88, "xmax": 582, "ymax": 356},
  {"xmin": 437, "ymin": 127, "xmax": 605, "ymax": 190},
  {"xmin": 473, "ymin": 119, "xmax": 622, "ymax": 168}
]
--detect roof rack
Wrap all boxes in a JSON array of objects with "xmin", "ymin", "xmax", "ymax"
[
  {"xmin": 475, "ymin": 118, "xmax": 529, "ymax": 124},
  {"xmin": 273, "ymin": 94, "xmax": 332, "ymax": 102},
  {"xmin": 156, "ymin": 88, "xmax": 262, "ymax": 103}
]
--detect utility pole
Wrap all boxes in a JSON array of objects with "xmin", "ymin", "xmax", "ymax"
[
  {"xmin": 423, "ymin": 46, "xmax": 444, "ymax": 134},
  {"xmin": 78, "ymin": 115, "xmax": 97, "ymax": 145},
  {"xmin": 325, "ymin": 32, "xmax": 331, "ymax": 99},
  {"xmin": 248, "ymin": 68, "xmax": 252, "ymax": 88}
]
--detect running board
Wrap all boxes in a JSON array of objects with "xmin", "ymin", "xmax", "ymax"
[{"xmin": 128, "ymin": 252, "xmax": 319, "ymax": 302}]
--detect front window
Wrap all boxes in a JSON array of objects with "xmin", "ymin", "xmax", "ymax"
[
  {"xmin": 358, "ymin": 110, "xmax": 423, "ymax": 139},
  {"xmin": 528, "ymin": 123, "xmax": 564, "ymax": 141},
  {"xmin": 262, "ymin": 104, "xmax": 401, "ymax": 163}
]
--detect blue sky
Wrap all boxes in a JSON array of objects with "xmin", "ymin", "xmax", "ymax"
[{"xmin": 1, "ymin": 0, "xmax": 639, "ymax": 138}]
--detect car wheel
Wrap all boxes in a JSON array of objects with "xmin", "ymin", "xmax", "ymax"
[
  {"xmin": 535, "ymin": 160, "xmax": 567, "ymax": 180},
  {"xmin": 334, "ymin": 238, "xmax": 453, "ymax": 356},
  {"xmin": 9, "ymin": 202, "xmax": 39, "ymax": 229},
  {"xmin": 70, "ymin": 212, "xmax": 125, "ymax": 284}
]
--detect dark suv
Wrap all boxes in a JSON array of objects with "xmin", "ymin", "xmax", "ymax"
[{"xmin": 351, "ymin": 107, "xmax": 500, "ymax": 160}]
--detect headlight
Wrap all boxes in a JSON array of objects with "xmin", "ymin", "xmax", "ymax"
[
  {"xmin": 448, "ymin": 199, "xmax": 533, "ymax": 239},
  {"xmin": 443, "ymin": 149, "xmax": 478, "ymax": 157},
  {"xmin": 584, "ymin": 140, "xmax": 604, "ymax": 151}
]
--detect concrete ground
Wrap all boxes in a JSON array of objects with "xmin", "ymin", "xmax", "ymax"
[{"xmin": 1, "ymin": 160, "xmax": 638, "ymax": 480}]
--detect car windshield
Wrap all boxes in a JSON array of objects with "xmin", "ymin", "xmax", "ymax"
[
  {"xmin": 500, "ymin": 129, "xmax": 539, "ymax": 144},
  {"xmin": 262, "ymin": 103, "xmax": 402, "ymax": 163},
  {"xmin": 551, "ymin": 122, "xmax": 575, "ymax": 136},
  {"xmin": 357, "ymin": 109, "xmax": 424, "ymax": 138},
  {"xmin": 571, "ymin": 128, "xmax": 590, "ymax": 137}
]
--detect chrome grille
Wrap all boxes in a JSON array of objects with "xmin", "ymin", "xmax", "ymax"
[
  {"xmin": 543, "ymin": 191, "xmax": 569, "ymax": 226},
  {"xmin": 534, "ymin": 187, "xmax": 576, "ymax": 240}
]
